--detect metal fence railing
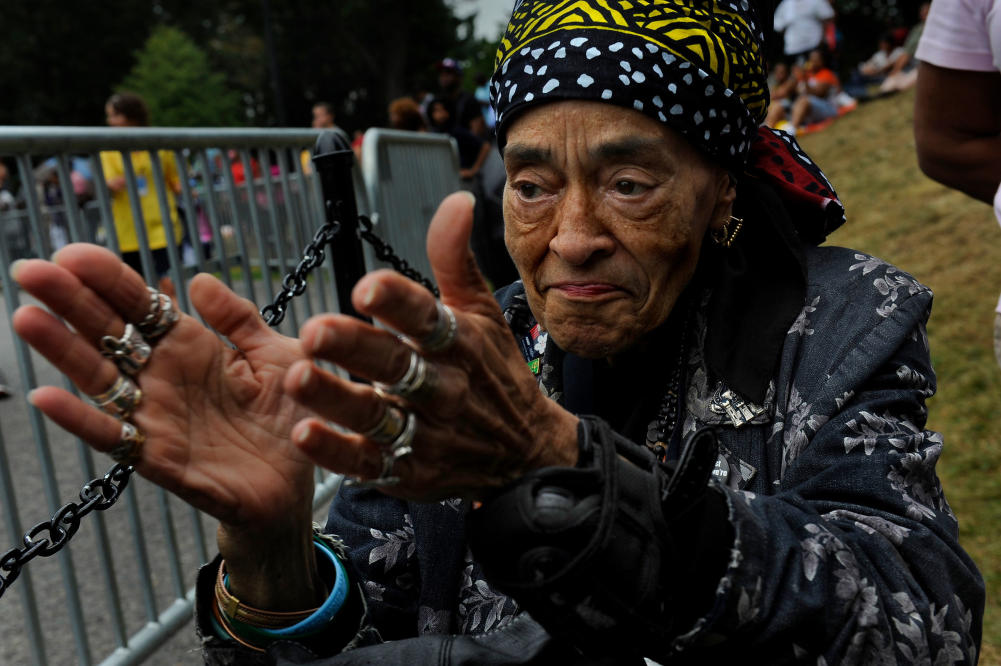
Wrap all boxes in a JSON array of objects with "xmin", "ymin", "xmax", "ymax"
[{"xmin": 0, "ymin": 126, "xmax": 460, "ymax": 665}]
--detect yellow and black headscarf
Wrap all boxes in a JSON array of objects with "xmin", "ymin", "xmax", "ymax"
[{"xmin": 489, "ymin": 0, "xmax": 770, "ymax": 169}]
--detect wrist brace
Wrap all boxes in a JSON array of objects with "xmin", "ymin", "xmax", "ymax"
[{"xmin": 467, "ymin": 417, "xmax": 723, "ymax": 656}]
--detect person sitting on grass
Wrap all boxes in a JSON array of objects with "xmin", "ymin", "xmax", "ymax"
[
  {"xmin": 765, "ymin": 48, "xmax": 854, "ymax": 133},
  {"xmin": 845, "ymin": 32, "xmax": 906, "ymax": 100}
]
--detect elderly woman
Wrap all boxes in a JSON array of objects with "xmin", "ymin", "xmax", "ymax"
[{"xmin": 11, "ymin": 1, "xmax": 983, "ymax": 663}]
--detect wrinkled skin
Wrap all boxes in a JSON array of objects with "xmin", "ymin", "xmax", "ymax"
[{"xmin": 503, "ymin": 101, "xmax": 735, "ymax": 358}]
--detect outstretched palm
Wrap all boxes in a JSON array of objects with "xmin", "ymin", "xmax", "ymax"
[{"xmin": 12, "ymin": 246, "xmax": 315, "ymax": 531}]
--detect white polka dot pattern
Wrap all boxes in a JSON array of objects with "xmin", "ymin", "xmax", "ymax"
[{"xmin": 489, "ymin": 0, "xmax": 769, "ymax": 168}]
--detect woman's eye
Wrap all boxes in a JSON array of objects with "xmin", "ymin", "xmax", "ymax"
[
  {"xmin": 517, "ymin": 182, "xmax": 543, "ymax": 199},
  {"xmin": 614, "ymin": 180, "xmax": 646, "ymax": 195}
]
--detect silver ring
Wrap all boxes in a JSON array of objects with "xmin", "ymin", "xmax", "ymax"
[
  {"xmin": 137, "ymin": 287, "xmax": 179, "ymax": 342},
  {"xmin": 348, "ymin": 411, "xmax": 417, "ymax": 489},
  {"xmin": 361, "ymin": 396, "xmax": 408, "ymax": 445},
  {"xmin": 88, "ymin": 375, "xmax": 143, "ymax": 418},
  {"xmin": 108, "ymin": 422, "xmax": 145, "ymax": 465},
  {"xmin": 100, "ymin": 324, "xmax": 152, "ymax": 376},
  {"xmin": 375, "ymin": 350, "xmax": 437, "ymax": 400},
  {"xmin": 421, "ymin": 302, "xmax": 458, "ymax": 353}
]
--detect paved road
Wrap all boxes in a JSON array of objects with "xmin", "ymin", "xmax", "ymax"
[{"xmin": 0, "ymin": 278, "xmax": 341, "ymax": 665}]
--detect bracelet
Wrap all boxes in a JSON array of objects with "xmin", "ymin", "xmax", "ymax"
[
  {"xmin": 210, "ymin": 598, "xmax": 268, "ymax": 652},
  {"xmin": 263, "ymin": 536, "xmax": 349, "ymax": 637},
  {"xmin": 215, "ymin": 562, "xmax": 318, "ymax": 628},
  {"xmin": 215, "ymin": 536, "xmax": 349, "ymax": 643}
]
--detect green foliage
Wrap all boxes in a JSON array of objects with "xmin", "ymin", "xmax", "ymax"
[
  {"xmin": 0, "ymin": 0, "xmax": 153, "ymax": 125},
  {"xmin": 0, "ymin": 0, "xmax": 480, "ymax": 129},
  {"xmin": 118, "ymin": 25, "xmax": 243, "ymax": 127},
  {"xmin": 458, "ymin": 34, "xmax": 502, "ymax": 90}
]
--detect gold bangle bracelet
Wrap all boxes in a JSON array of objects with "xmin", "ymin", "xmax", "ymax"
[
  {"xmin": 215, "ymin": 560, "xmax": 319, "ymax": 629},
  {"xmin": 211, "ymin": 599, "xmax": 267, "ymax": 652}
]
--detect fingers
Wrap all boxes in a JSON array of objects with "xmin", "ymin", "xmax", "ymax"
[
  {"xmin": 299, "ymin": 310, "xmax": 415, "ymax": 379},
  {"xmin": 285, "ymin": 359, "xmax": 388, "ymax": 431},
  {"xmin": 290, "ymin": 419, "xmax": 385, "ymax": 480},
  {"xmin": 285, "ymin": 361, "xmax": 403, "ymax": 481},
  {"xmin": 351, "ymin": 273, "xmax": 443, "ymax": 345},
  {"xmin": 50, "ymin": 244, "xmax": 159, "ymax": 327},
  {"xmin": 27, "ymin": 386, "xmax": 131, "ymax": 459},
  {"xmin": 349, "ymin": 192, "xmax": 502, "ymax": 339},
  {"xmin": 11, "ymin": 253, "xmax": 130, "ymax": 345},
  {"xmin": 424, "ymin": 191, "xmax": 493, "ymax": 308},
  {"xmin": 12, "ymin": 305, "xmax": 120, "ymax": 396},
  {"xmin": 189, "ymin": 273, "xmax": 274, "ymax": 350}
]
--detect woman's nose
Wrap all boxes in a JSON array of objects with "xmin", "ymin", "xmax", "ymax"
[{"xmin": 548, "ymin": 187, "xmax": 615, "ymax": 266}]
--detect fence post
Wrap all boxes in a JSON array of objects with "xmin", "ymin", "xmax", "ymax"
[{"xmin": 311, "ymin": 131, "xmax": 368, "ymax": 322}]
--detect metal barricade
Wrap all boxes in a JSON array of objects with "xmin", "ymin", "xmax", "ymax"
[
  {"xmin": 0, "ymin": 126, "xmax": 460, "ymax": 665},
  {"xmin": 360, "ymin": 129, "xmax": 461, "ymax": 282}
]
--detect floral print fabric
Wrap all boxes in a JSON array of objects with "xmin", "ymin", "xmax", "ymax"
[{"xmin": 200, "ymin": 245, "xmax": 984, "ymax": 663}]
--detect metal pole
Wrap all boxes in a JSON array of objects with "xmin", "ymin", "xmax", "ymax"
[{"xmin": 312, "ymin": 131, "xmax": 367, "ymax": 322}]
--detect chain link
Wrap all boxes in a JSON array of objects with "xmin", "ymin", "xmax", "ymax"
[
  {"xmin": 0, "ymin": 463, "xmax": 133, "ymax": 598},
  {"xmin": 0, "ymin": 201, "xmax": 436, "ymax": 599},
  {"xmin": 260, "ymin": 221, "xmax": 341, "ymax": 326},
  {"xmin": 357, "ymin": 215, "xmax": 439, "ymax": 298}
]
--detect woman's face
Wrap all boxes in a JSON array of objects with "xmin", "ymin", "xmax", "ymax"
[
  {"xmin": 503, "ymin": 101, "xmax": 734, "ymax": 359},
  {"xmin": 430, "ymin": 102, "xmax": 450, "ymax": 127},
  {"xmin": 807, "ymin": 49, "xmax": 825, "ymax": 71},
  {"xmin": 105, "ymin": 104, "xmax": 128, "ymax": 127}
]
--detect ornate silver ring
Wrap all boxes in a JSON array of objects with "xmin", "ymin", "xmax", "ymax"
[
  {"xmin": 88, "ymin": 375, "xmax": 143, "ymax": 419},
  {"xmin": 108, "ymin": 421, "xmax": 145, "ymax": 466},
  {"xmin": 137, "ymin": 287, "xmax": 179, "ymax": 342},
  {"xmin": 420, "ymin": 302, "xmax": 458, "ymax": 353},
  {"xmin": 100, "ymin": 324, "xmax": 152, "ymax": 376}
]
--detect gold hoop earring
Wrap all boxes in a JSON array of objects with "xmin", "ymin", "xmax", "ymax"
[{"xmin": 711, "ymin": 216, "xmax": 743, "ymax": 248}]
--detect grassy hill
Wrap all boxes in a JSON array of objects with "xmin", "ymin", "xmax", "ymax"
[{"xmin": 799, "ymin": 88, "xmax": 1001, "ymax": 662}]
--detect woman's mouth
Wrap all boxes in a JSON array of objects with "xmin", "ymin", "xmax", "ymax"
[{"xmin": 551, "ymin": 283, "xmax": 622, "ymax": 298}]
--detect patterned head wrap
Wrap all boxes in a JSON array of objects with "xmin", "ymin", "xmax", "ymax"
[{"xmin": 489, "ymin": 0, "xmax": 770, "ymax": 169}]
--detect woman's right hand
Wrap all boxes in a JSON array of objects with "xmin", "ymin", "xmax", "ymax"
[{"xmin": 11, "ymin": 245, "xmax": 320, "ymax": 602}]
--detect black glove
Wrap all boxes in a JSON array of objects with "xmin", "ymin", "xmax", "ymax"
[{"xmin": 466, "ymin": 417, "xmax": 732, "ymax": 659}]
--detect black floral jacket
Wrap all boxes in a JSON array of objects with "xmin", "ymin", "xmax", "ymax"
[{"xmin": 199, "ymin": 245, "xmax": 984, "ymax": 664}]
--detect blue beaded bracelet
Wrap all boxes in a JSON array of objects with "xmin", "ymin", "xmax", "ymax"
[{"xmin": 228, "ymin": 536, "xmax": 349, "ymax": 639}]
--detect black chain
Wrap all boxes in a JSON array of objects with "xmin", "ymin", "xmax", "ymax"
[
  {"xmin": 260, "ymin": 221, "xmax": 341, "ymax": 326},
  {"xmin": 357, "ymin": 215, "xmax": 439, "ymax": 298},
  {"xmin": 0, "ymin": 205, "xmax": 435, "ymax": 599},
  {"xmin": 0, "ymin": 464, "xmax": 133, "ymax": 598}
]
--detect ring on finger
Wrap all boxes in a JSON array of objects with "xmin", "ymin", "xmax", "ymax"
[
  {"xmin": 100, "ymin": 324, "xmax": 152, "ymax": 376},
  {"xmin": 420, "ymin": 302, "xmax": 458, "ymax": 353},
  {"xmin": 108, "ymin": 421, "xmax": 145, "ymax": 466},
  {"xmin": 375, "ymin": 350, "xmax": 437, "ymax": 401},
  {"xmin": 351, "ymin": 411, "xmax": 417, "ymax": 489},
  {"xmin": 137, "ymin": 287, "xmax": 179, "ymax": 342},
  {"xmin": 88, "ymin": 375, "xmax": 143, "ymax": 418},
  {"xmin": 361, "ymin": 391, "xmax": 408, "ymax": 445}
]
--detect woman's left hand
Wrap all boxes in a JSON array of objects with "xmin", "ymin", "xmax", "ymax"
[{"xmin": 285, "ymin": 192, "xmax": 580, "ymax": 502}]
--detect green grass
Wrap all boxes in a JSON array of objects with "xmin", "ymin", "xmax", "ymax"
[{"xmin": 800, "ymin": 88, "xmax": 1001, "ymax": 662}]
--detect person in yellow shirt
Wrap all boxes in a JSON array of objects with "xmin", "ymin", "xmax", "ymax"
[{"xmin": 101, "ymin": 92, "xmax": 182, "ymax": 289}]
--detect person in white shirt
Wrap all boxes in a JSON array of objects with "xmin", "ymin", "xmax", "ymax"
[
  {"xmin": 913, "ymin": 0, "xmax": 1001, "ymax": 367},
  {"xmin": 773, "ymin": 0, "xmax": 834, "ymax": 62}
]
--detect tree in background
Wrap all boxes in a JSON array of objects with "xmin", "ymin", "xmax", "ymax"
[
  {"xmin": 117, "ymin": 25, "xmax": 243, "ymax": 127},
  {"xmin": 0, "ymin": 0, "xmax": 495, "ymax": 129},
  {"xmin": 0, "ymin": 0, "xmax": 152, "ymax": 125}
]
